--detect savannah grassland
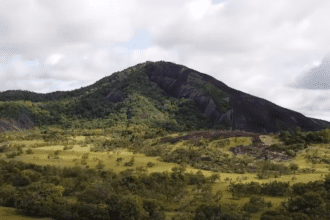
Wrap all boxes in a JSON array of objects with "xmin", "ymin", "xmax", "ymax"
[{"xmin": 1, "ymin": 125, "xmax": 330, "ymax": 220}]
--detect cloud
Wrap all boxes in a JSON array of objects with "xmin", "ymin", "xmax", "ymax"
[
  {"xmin": 0, "ymin": 0, "xmax": 330, "ymax": 122},
  {"xmin": 288, "ymin": 54, "xmax": 330, "ymax": 90}
]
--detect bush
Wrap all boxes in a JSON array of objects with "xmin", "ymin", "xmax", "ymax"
[
  {"xmin": 171, "ymin": 213, "xmax": 194, "ymax": 220},
  {"xmin": 267, "ymin": 144, "xmax": 287, "ymax": 152},
  {"xmin": 0, "ymin": 184, "xmax": 16, "ymax": 206},
  {"xmin": 124, "ymin": 157, "xmax": 135, "ymax": 167},
  {"xmin": 96, "ymin": 160, "xmax": 105, "ymax": 169},
  {"xmin": 290, "ymin": 212, "xmax": 311, "ymax": 220},
  {"xmin": 289, "ymin": 163, "xmax": 299, "ymax": 171},
  {"xmin": 213, "ymin": 139, "xmax": 230, "ymax": 148},
  {"xmin": 52, "ymin": 150, "xmax": 61, "ymax": 156},
  {"xmin": 242, "ymin": 195, "xmax": 273, "ymax": 213},
  {"xmin": 77, "ymin": 186, "xmax": 111, "ymax": 204},
  {"xmin": 6, "ymin": 152, "xmax": 18, "ymax": 158},
  {"xmin": 260, "ymin": 214, "xmax": 292, "ymax": 220},
  {"xmin": 124, "ymin": 162, "xmax": 134, "ymax": 167},
  {"xmin": 8, "ymin": 174, "xmax": 32, "ymax": 187},
  {"xmin": 257, "ymin": 171, "xmax": 271, "ymax": 179},
  {"xmin": 63, "ymin": 145, "xmax": 74, "ymax": 150},
  {"xmin": 285, "ymin": 191, "xmax": 325, "ymax": 214},
  {"xmin": 26, "ymin": 148, "xmax": 34, "ymax": 154},
  {"xmin": 193, "ymin": 202, "xmax": 222, "ymax": 220},
  {"xmin": 0, "ymin": 143, "xmax": 9, "ymax": 153},
  {"xmin": 142, "ymin": 198, "xmax": 166, "ymax": 220},
  {"xmin": 82, "ymin": 153, "xmax": 89, "ymax": 160},
  {"xmin": 286, "ymin": 149, "xmax": 295, "ymax": 156},
  {"xmin": 146, "ymin": 162, "xmax": 156, "ymax": 167},
  {"xmin": 252, "ymin": 138, "xmax": 262, "ymax": 144},
  {"xmin": 261, "ymin": 181, "xmax": 290, "ymax": 197}
]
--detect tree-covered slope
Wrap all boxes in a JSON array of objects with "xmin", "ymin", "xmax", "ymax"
[{"xmin": 0, "ymin": 60, "xmax": 329, "ymax": 135}]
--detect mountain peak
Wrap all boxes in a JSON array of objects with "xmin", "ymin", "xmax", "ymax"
[{"xmin": 0, "ymin": 60, "xmax": 329, "ymax": 134}]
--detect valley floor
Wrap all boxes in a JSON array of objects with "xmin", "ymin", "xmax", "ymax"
[{"xmin": 1, "ymin": 131, "xmax": 330, "ymax": 220}]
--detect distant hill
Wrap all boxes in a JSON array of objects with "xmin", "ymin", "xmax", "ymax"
[{"xmin": 0, "ymin": 60, "xmax": 329, "ymax": 134}]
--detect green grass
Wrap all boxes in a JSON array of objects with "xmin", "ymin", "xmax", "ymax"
[{"xmin": 1, "ymin": 128, "xmax": 330, "ymax": 219}]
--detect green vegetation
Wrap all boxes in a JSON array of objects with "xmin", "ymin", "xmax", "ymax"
[
  {"xmin": 1, "ymin": 61, "xmax": 330, "ymax": 219},
  {"xmin": 0, "ymin": 62, "xmax": 230, "ymax": 137},
  {"xmin": 0, "ymin": 125, "xmax": 330, "ymax": 219}
]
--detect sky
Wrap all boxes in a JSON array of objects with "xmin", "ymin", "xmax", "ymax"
[{"xmin": 0, "ymin": 0, "xmax": 330, "ymax": 122}]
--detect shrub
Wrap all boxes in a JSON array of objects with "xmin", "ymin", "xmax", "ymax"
[
  {"xmin": 267, "ymin": 144, "xmax": 286, "ymax": 152},
  {"xmin": 289, "ymin": 163, "xmax": 299, "ymax": 171},
  {"xmin": 252, "ymin": 138, "xmax": 262, "ymax": 144},
  {"xmin": 285, "ymin": 191, "xmax": 325, "ymax": 214},
  {"xmin": 0, "ymin": 143, "xmax": 9, "ymax": 153},
  {"xmin": 8, "ymin": 174, "xmax": 32, "ymax": 187},
  {"xmin": 260, "ymin": 214, "xmax": 292, "ymax": 220},
  {"xmin": 82, "ymin": 153, "xmax": 89, "ymax": 160},
  {"xmin": 96, "ymin": 160, "xmax": 105, "ymax": 169},
  {"xmin": 124, "ymin": 162, "xmax": 134, "ymax": 167},
  {"xmin": 93, "ymin": 157, "xmax": 99, "ymax": 161},
  {"xmin": 261, "ymin": 180, "xmax": 290, "ymax": 197},
  {"xmin": 17, "ymin": 146, "xmax": 24, "ymax": 153},
  {"xmin": 213, "ymin": 139, "xmax": 230, "ymax": 148},
  {"xmin": 6, "ymin": 152, "xmax": 18, "ymax": 158},
  {"xmin": 63, "ymin": 145, "xmax": 74, "ymax": 150},
  {"xmin": 242, "ymin": 195, "xmax": 273, "ymax": 213},
  {"xmin": 0, "ymin": 184, "xmax": 16, "ymax": 206},
  {"xmin": 286, "ymin": 149, "xmax": 295, "ymax": 156},
  {"xmin": 146, "ymin": 162, "xmax": 155, "ymax": 167},
  {"xmin": 290, "ymin": 212, "xmax": 311, "ymax": 220},
  {"xmin": 77, "ymin": 186, "xmax": 110, "ymax": 204},
  {"xmin": 193, "ymin": 202, "xmax": 222, "ymax": 220},
  {"xmin": 257, "ymin": 171, "xmax": 271, "ymax": 179},
  {"xmin": 135, "ymin": 166, "xmax": 147, "ymax": 174},
  {"xmin": 54, "ymin": 150, "xmax": 61, "ymax": 156},
  {"xmin": 26, "ymin": 148, "xmax": 34, "ymax": 154}
]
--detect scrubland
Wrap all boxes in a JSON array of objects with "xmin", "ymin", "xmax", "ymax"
[{"xmin": 1, "ymin": 126, "xmax": 330, "ymax": 220}]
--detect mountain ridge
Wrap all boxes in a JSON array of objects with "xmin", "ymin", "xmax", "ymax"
[{"xmin": 0, "ymin": 60, "xmax": 329, "ymax": 135}]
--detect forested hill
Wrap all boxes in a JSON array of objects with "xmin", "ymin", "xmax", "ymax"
[{"xmin": 0, "ymin": 60, "xmax": 329, "ymax": 135}]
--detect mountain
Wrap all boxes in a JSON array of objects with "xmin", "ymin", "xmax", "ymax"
[{"xmin": 0, "ymin": 60, "xmax": 329, "ymax": 135}]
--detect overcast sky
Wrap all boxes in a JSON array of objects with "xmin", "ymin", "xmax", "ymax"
[{"xmin": 0, "ymin": 0, "xmax": 330, "ymax": 122}]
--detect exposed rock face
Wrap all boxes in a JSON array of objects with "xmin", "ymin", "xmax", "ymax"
[
  {"xmin": 142, "ymin": 61, "xmax": 330, "ymax": 134},
  {"xmin": 143, "ymin": 62, "xmax": 232, "ymax": 125},
  {"xmin": 0, "ymin": 112, "xmax": 35, "ymax": 133}
]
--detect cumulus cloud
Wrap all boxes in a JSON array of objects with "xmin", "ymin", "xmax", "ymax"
[
  {"xmin": 0, "ymin": 0, "xmax": 330, "ymax": 121},
  {"xmin": 288, "ymin": 54, "xmax": 330, "ymax": 90}
]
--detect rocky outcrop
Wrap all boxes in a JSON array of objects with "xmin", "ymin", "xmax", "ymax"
[
  {"xmin": 0, "ymin": 112, "xmax": 35, "ymax": 133},
  {"xmin": 143, "ymin": 62, "xmax": 232, "ymax": 125},
  {"xmin": 142, "ymin": 61, "xmax": 330, "ymax": 134}
]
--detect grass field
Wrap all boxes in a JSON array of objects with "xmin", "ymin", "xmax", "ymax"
[{"xmin": 1, "ymin": 130, "xmax": 330, "ymax": 219}]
